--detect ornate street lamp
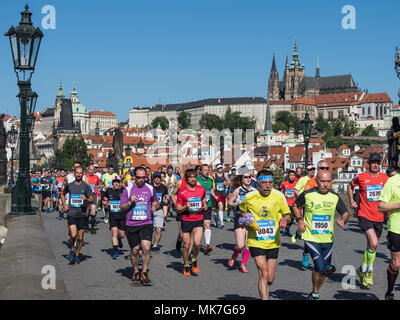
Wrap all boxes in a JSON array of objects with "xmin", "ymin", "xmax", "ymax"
[
  {"xmin": 126, "ymin": 144, "xmax": 132, "ymax": 156},
  {"xmin": 395, "ymin": 46, "xmax": 400, "ymax": 104},
  {"xmin": 5, "ymin": 5, "xmax": 43, "ymax": 215},
  {"xmin": 300, "ymin": 112, "xmax": 313, "ymax": 170},
  {"xmin": 7, "ymin": 124, "xmax": 18, "ymax": 188}
]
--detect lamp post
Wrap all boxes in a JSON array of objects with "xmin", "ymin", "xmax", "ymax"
[
  {"xmin": 220, "ymin": 135, "xmax": 224, "ymax": 165},
  {"xmin": 5, "ymin": 5, "xmax": 43, "ymax": 215},
  {"xmin": 126, "ymin": 144, "xmax": 132, "ymax": 156},
  {"xmin": 395, "ymin": 46, "xmax": 400, "ymax": 104},
  {"xmin": 7, "ymin": 124, "xmax": 18, "ymax": 188},
  {"xmin": 300, "ymin": 112, "xmax": 313, "ymax": 170}
]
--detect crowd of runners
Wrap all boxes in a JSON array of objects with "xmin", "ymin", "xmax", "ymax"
[{"xmin": 29, "ymin": 153, "xmax": 400, "ymax": 300}]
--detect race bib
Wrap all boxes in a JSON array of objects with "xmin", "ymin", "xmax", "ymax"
[
  {"xmin": 90, "ymin": 184, "xmax": 95, "ymax": 192},
  {"xmin": 70, "ymin": 194, "xmax": 84, "ymax": 208},
  {"xmin": 216, "ymin": 183, "xmax": 224, "ymax": 192},
  {"xmin": 312, "ymin": 214, "xmax": 332, "ymax": 234},
  {"xmin": 206, "ymin": 190, "xmax": 211, "ymax": 202},
  {"xmin": 366, "ymin": 184, "xmax": 383, "ymax": 202},
  {"xmin": 285, "ymin": 189, "xmax": 294, "ymax": 199},
  {"xmin": 110, "ymin": 200, "xmax": 120, "ymax": 213},
  {"xmin": 188, "ymin": 196, "xmax": 202, "ymax": 212},
  {"xmin": 156, "ymin": 192, "xmax": 163, "ymax": 204},
  {"xmin": 239, "ymin": 194, "xmax": 245, "ymax": 201},
  {"xmin": 108, "ymin": 181, "xmax": 112, "ymax": 187},
  {"xmin": 132, "ymin": 204, "xmax": 147, "ymax": 220},
  {"xmin": 58, "ymin": 182, "xmax": 63, "ymax": 188},
  {"xmin": 256, "ymin": 220, "xmax": 276, "ymax": 241}
]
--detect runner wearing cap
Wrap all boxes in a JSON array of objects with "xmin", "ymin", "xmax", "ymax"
[
  {"xmin": 151, "ymin": 171, "xmax": 169, "ymax": 253},
  {"xmin": 105, "ymin": 176, "xmax": 125, "ymax": 259},
  {"xmin": 280, "ymin": 170, "xmax": 297, "ymax": 236},
  {"xmin": 348, "ymin": 152, "xmax": 388, "ymax": 287},
  {"xmin": 214, "ymin": 164, "xmax": 229, "ymax": 228},
  {"xmin": 240, "ymin": 170, "xmax": 291, "ymax": 299},
  {"xmin": 227, "ymin": 166, "xmax": 237, "ymax": 222}
]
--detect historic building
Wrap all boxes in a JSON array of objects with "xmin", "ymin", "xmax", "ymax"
[
  {"xmin": 88, "ymin": 111, "xmax": 117, "ymax": 132},
  {"xmin": 267, "ymin": 40, "xmax": 359, "ymax": 101}
]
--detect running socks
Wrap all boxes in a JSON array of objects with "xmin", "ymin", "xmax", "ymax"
[
  {"xmin": 113, "ymin": 245, "xmax": 118, "ymax": 253},
  {"xmin": 204, "ymin": 229, "xmax": 211, "ymax": 245},
  {"xmin": 90, "ymin": 216, "xmax": 96, "ymax": 228},
  {"xmin": 362, "ymin": 249, "xmax": 376, "ymax": 272},
  {"xmin": 241, "ymin": 248, "xmax": 250, "ymax": 266},
  {"xmin": 387, "ymin": 264, "xmax": 399, "ymax": 295},
  {"xmin": 218, "ymin": 211, "xmax": 224, "ymax": 225},
  {"xmin": 232, "ymin": 247, "xmax": 242, "ymax": 260}
]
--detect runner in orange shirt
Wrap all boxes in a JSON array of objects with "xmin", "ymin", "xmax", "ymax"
[{"xmin": 85, "ymin": 165, "xmax": 101, "ymax": 234}]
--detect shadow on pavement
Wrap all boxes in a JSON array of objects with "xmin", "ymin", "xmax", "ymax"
[
  {"xmin": 354, "ymin": 249, "xmax": 390, "ymax": 263},
  {"xmin": 269, "ymin": 289, "xmax": 308, "ymax": 300},
  {"xmin": 209, "ymin": 258, "xmax": 237, "ymax": 271},
  {"xmin": 333, "ymin": 290, "xmax": 379, "ymax": 300},
  {"xmin": 217, "ymin": 294, "xmax": 258, "ymax": 300},
  {"xmin": 216, "ymin": 243, "xmax": 235, "ymax": 251},
  {"xmin": 116, "ymin": 267, "xmax": 132, "ymax": 280},
  {"xmin": 101, "ymin": 248, "xmax": 129, "ymax": 258},
  {"xmin": 347, "ymin": 228, "xmax": 364, "ymax": 234},
  {"xmin": 166, "ymin": 261, "xmax": 184, "ymax": 274},
  {"xmin": 279, "ymin": 259, "xmax": 310, "ymax": 271},
  {"xmin": 62, "ymin": 254, "xmax": 92, "ymax": 263},
  {"xmin": 163, "ymin": 249, "xmax": 182, "ymax": 258}
]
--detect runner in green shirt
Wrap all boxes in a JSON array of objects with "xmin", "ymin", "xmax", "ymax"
[{"xmin": 102, "ymin": 165, "xmax": 118, "ymax": 188}]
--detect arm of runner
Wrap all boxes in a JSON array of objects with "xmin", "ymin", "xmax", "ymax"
[
  {"xmin": 378, "ymin": 201, "xmax": 400, "ymax": 213},
  {"xmin": 293, "ymin": 192, "xmax": 306, "ymax": 232},
  {"xmin": 61, "ymin": 184, "xmax": 69, "ymax": 211},
  {"xmin": 347, "ymin": 175, "xmax": 358, "ymax": 209},
  {"xmin": 171, "ymin": 180, "xmax": 181, "ymax": 207},
  {"xmin": 120, "ymin": 189, "xmax": 136, "ymax": 213},
  {"xmin": 335, "ymin": 196, "xmax": 350, "ymax": 228},
  {"xmin": 228, "ymin": 188, "xmax": 239, "ymax": 208}
]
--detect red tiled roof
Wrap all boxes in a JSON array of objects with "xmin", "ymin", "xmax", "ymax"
[
  {"xmin": 292, "ymin": 97, "xmax": 315, "ymax": 105},
  {"xmin": 313, "ymin": 91, "xmax": 364, "ymax": 108},
  {"xmin": 88, "ymin": 110, "xmax": 116, "ymax": 117},
  {"xmin": 361, "ymin": 93, "xmax": 392, "ymax": 104}
]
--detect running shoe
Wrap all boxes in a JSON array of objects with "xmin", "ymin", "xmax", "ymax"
[
  {"xmin": 176, "ymin": 237, "xmax": 182, "ymax": 252},
  {"xmin": 204, "ymin": 245, "xmax": 213, "ymax": 254},
  {"xmin": 357, "ymin": 266, "xmax": 369, "ymax": 287},
  {"xmin": 112, "ymin": 251, "xmax": 119, "ymax": 259},
  {"xmin": 140, "ymin": 272, "xmax": 152, "ymax": 286},
  {"xmin": 104, "ymin": 217, "xmax": 109, "ymax": 224},
  {"xmin": 74, "ymin": 255, "xmax": 80, "ymax": 264},
  {"xmin": 385, "ymin": 292, "xmax": 395, "ymax": 300},
  {"xmin": 302, "ymin": 253, "xmax": 309, "ymax": 268},
  {"xmin": 131, "ymin": 272, "xmax": 141, "ymax": 286},
  {"xmin": 226, "ymin": 214, "xmax": 231, "ymax": 222},
  {"xmin": 118, "ymin": 238, "xmax": 123, "ymax": 248},
  {"xmin": 365, "ymin": 270, "xmax": 373, "ymax": 286},
  {"xmin": 239, "ymin": 263, "xmax": 249, "ymax": 273},
  {"xmin": 326, "ymin": 265, "xmax": 336, "ymax": 276},
  {"xmin": 228, "ymin": 256, "xmax": 237, "ymax": 268},
  {"xmin": 183, "ymin": 265, "xmax": 191, "ymax": 277},
  {"xmin": 151, "ymin": 246, "xmax": 160, "ymax": 253},
  {"xmin": 68, "ymin": 250, "xmax": 75, "ymax": 262},
  {"xmin": 191, "ymin": 260, "xmax": 199, "ymax": 274},
  {"xmin": 90, "ymin": 228, "xmax": 96, "ymax": 234},
  {"xmin": 307, "ymin": 292, "xmax": 320, "ymax": 300}
]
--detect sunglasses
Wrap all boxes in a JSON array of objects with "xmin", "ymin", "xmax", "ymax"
[
  {"xmin": 318, "ymin": 167, "xmax": 329, "ymax": 170},
  {"xmin": 308, "ymin": 168, "xmax": 316, "ymax": 171},
  {"xmin": 243, "ymin": 176, "xmax": 251, "ymax": 179}
]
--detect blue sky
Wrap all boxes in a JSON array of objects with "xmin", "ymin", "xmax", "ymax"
[{"xmin": 0, "ymin": 0, "xmax": 399, "ymax": 122}]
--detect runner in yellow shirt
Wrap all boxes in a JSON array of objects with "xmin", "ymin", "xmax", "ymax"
[
  {"xmin": 293, "ymin": 171, "xmax": 349, "ymax": 300},
  {"xmin": 239, "ymin": 170, "xmax": 291, "ymax": 300},
  {"xmin": 378, "ymin": 172, "xmax": 400, "ymax": 300}
]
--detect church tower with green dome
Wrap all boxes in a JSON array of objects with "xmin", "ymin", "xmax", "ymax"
[{"xmin": 70, "ymin": 81, "xmax": 89, "ymax": 134}]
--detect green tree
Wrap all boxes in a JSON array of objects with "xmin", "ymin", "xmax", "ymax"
[
  {"xmin": 323, "ymin": 123, "xmax": 344, "ymax": 148},
  {"xmin": 343, "ymin": 119, "xmax": 359, "ymax": 136},
  {"xmin": 361, "ymin": 124, "xmax": 378, "ymax": 137},
  {"xmin": 274, "ymin": 110, "xmax": 301, "ymax": 133},
  {"xmin": 177, "ymin": 111, "xmax": 191, "ymax": 129},
  {"xmin": 222, "ymin": 107, "xmax": 256, "ymax": 131},
  {"xmin": 151, "ymin": 116, "xmax": 169, "ymax": 130},
  {"xmin": 61, "ymin": 136, "xmax": 92, "ymax": 170},
  {"xmin": 271, "ymin": 166, "xmax": 284, "ymax": 190},
  {"xmin": 314, "ymin": 114, "xmax": 328, "ymax": 134},
  {"xmin": 333, "ymin": 120, "xmax": 343, "ymax": 136},
  {"xmin": 199, "ymin": 113, "xmax": 223, "ymax": 130},
  {"xmin": 272, "ymin": 121, "xmax": 288, "ymax": 133}
]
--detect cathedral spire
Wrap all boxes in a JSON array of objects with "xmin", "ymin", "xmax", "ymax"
[
  {"xmin": 271, "ymin": 53, "xmax": 277, "ymax": 72},
  {"xmin": 290, "ymin": 37, "xmax": 301, "ymax": 69},
  {"xmin": 315, "ymin": 56, "xmax": 320, "ymax": 79},
  {"xmin": 56, "ymin": 80, "xmax": 65, "ymax": 102}
]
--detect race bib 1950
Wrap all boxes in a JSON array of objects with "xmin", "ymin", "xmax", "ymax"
[{"xmin": 311, "ymin": 214, "xmax": 332, "ymax": 234}]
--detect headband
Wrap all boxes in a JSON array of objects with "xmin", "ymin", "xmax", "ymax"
[{"xmin": 257, "ymin": 175, "xmax": 274, "ymax": 182}]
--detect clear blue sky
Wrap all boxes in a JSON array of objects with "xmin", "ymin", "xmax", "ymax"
[{"xmin": 0, "ymin": 0, "xmax": 399, "ymax": 122}]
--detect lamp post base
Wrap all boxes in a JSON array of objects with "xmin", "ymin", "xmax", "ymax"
[{"xmin": 10, "ymin": 180, "xmax": 36, "ymax": 215}]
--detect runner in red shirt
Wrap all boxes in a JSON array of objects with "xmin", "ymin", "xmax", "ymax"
[
  {"xmin": 348, "ymin": 152, "xmax": 389, "ymax": 287},
  {"xmin": 176, "ymin": 168, "xmax": 207, "ymax": 277},
  {"xmin": 85, "ymin": 165, "xmax": 101, "ymax": 234},
  {"xmin": 281, "ymin": 170, "xmax": 297, "ymax": 236}
]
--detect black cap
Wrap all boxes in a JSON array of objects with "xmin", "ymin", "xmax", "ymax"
[
  {"xmin": 368, "ymin": 152, "xmax": 381, "ymax": 162},
  {"xmin": 153, "ymin": 171, "xmax": 162, "ymax": 178},
  {"xmin": 112, "ymin": 177, "xmax": 121, "ymax": 183}
]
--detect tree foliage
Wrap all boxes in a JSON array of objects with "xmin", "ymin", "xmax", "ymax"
[
  {"xmin": 61, "ymin": 136, "xmax": 91, "ymax": 171},
  {"xmin": 323, "ymin": 123, "xmax": 344, "ymax": 148},
  {"xmin": 361, "ymin": 124, "xmax": 378, "ymax": 137},
  {"xmin": 273, "ymin": 111, "xmax": 301, "ymax": 134},
  {"xmin": 151, "ymin": 116, "xmax": 169, "ymax": 130},
  {"xmin": 199, "ymin": 113, "xmax": 223, "ymax": 130},
  {"xmin": 177, "ymin": 111, "xmax": 191, "ymax": 129},
  {"xmin": 314, "ymin": 114, "xmax": 328, "ymax": 134}
]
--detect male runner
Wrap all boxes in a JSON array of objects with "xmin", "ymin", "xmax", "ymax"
[
  {"xmin": 41, "ymin": 170, "xmax": 53, "ymax": 213},
  {"xmin": 348, "ymin": 152, "xmax": 388, "ymax": 287},
  {"xmin": 197, "ymin": 164, "xmax": 215, "ymax": 254},
  {"xmin": 295, "ymin": 167, "xmax": 303, "ymax": 183},
  {"xmin": 176, "ymin": 168, "xmax": 207, "ymax": 276},
  {"xmin": 379, "ymin": 170, "xmax": 400, "ymax": 300},
  {"xmin": 55, "ymin": 170, "xmax": 66, "ymax": 220},
  {"xmin": 239, "ymin": 170, "xmax": 291, "ymax": 299},
  {"xmin": 102, "ymin": 165, "xmax": 118, "ymax": 189},
  {"xmin": 105, "ymin": 177, "xmax": 125, "ymax": 259},
  {"xmin": 121, "ymin": 167, "xmax": 158, "ymax": 286},
  {"xmin": 293, "ymin": 171, "xmax": 349, "ymax": 300},
  {"xmin": 281, "ymin": 170, "xmax": 297, "ymax": 236},
  {"xmin": 61, "ymin": 166, "xmax": 94, "ymax": 264},
  {"xmin": 214, "ymin": 164, "xmax": 228, "ymax": 228},
  {"xmin": 85, "ymin": 165, "xmax": 101, "ymax": 234},
  {"xmin": 151, "ymin": 171, "xmax": 169, "ymax": 253}
]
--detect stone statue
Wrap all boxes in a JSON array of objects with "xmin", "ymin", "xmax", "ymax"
[
  {"xmin": 0, "ymin": 114, "xmax": 7, "ymax": 186},
  {"xmin": 106, "ymin": 150, "xmax": 118, "ymax": 170},
  {"xmin": 113, "ymin": 127, "xmax": 123, "ymax": 165},
  {"xmin": 388, "ymin": 117, "xmax": 400, "ymax": 172},
  {"xmin": 53, "ymin": 132, "xmax": 63, "ymax": 170}
]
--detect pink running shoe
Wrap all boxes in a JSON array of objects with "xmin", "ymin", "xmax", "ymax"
[
  {"xmin": 239, "ymin": 263, "xmax": 248, "ymax": 273},
  {"xmin": 228, "ymin": 257, "xmax": 236, "ymax": 268}
]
